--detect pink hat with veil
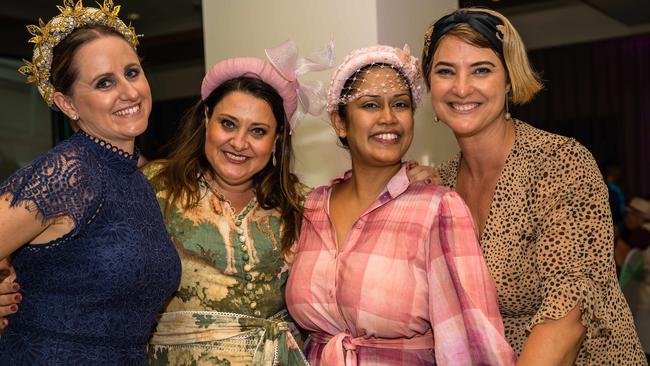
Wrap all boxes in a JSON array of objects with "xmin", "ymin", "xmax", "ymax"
[{"xmin": 201, "ymin": 40, "xmax": 335, "ymax": 133}]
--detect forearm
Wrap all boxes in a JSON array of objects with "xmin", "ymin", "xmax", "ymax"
[{"xmin": 517, "ymin": 306, "xmax": 585, "ymax": 366}]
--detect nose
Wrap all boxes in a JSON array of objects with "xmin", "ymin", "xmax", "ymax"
[
  {"xmin": 118, "ymin": 80, "xmax": 140, "ymax": 101},
  {"xmin": 230, "ymin": 129, "xmax": 248, "ymax": 151},
  {"xmin": 378, "ymin": 104, "xmax": 398, "ymax": 124},
  {"xmin": 452, "ymin": 73, "xmax": 473, "ymax": 97}
]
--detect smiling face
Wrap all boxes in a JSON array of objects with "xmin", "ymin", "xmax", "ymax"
[
  {"xmin": 429, "ymin": 35, "xmax": 510, "ymax": 138},
  {"xmin": 54, "ymin": 35, "xmax": 151, "ymax": 151},
  {"xmin": 333, "ymin": 66, "xmax": 414, "ymax": 169},
  {"xmin": 204, "ymin": 91, "xmax": 277, "ymax": 191}
]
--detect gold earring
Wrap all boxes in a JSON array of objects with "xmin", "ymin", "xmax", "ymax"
[
  {"xmin": 70, "ymin": 114, "xmax": 78, "ymax": 121},
  {"xmin": 433, "ymin": 115, "xmax": 440, "ymax": 123}
]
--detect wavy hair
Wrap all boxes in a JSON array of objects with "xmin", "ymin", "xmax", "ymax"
[{"xmin": 150, "ymin": 77, "xmax": 303, "ymax": 255}]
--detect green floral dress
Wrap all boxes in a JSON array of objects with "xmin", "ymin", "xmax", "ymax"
[{"xmin": 143, "ymin": 163, "xmax": 308, "ymax": 366}]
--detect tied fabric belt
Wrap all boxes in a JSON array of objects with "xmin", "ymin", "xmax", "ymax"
[
  {"xmin": 309, "ymin": 330, "xmax": 434, "ymax": 365},
  {"xmin": 149, "ymin": 309, "xmax": 306, "ymax": 366}
]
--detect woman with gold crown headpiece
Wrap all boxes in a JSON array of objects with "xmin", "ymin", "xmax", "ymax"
[{"xmin": 0, "ymin": 1, "xmax": 181, "ymax": 364}]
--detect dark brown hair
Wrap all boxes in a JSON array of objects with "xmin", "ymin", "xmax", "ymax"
[
  {"xmin": 50, "ymin": 24, "xmax": 134, "ymax": 128},
  {"xmin": 150, "ymin": 77, "xmax": 303, "ymax": 255},
  {"xmin": 51, "ymin": 24, "xmax": 131, "ymax": 96}
]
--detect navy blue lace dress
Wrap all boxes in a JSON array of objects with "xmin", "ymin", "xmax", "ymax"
[{"xmin": 0, "ymin": 131, "xmax": 181, "ymax": 365}]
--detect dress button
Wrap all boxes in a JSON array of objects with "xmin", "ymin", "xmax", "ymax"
[
  {"xmin": 242, "ymin": 253, "xmax": 250, "ymax": 261},
  {"xmin": 243, "ymin": 264, "xmax": 252, "ymax": 272},
  {"xmin": 254, "ymin": 310, "xmax": 261, "ymax": 317},
  {"xmin": 246, "ymin": 283, "xmax": 254, "ymax": 291},
  {"xmin": 245, "ymin": 274, "xmax": 253, "ymax": 281},
  {"xmin": 235, "ymin": 220, "xmax": 242, "ymax": 226},
  {"xmin": 239, "ymin": 235, "xmax": 246, "ymax": 243},
  {"xmin": 250, "ymin": 301, "xmax": 257, "ymax": 309},
  {"xmin": 241, "ymin": 244, "xmax": 248, "ymax": 252},
  {"xmin": 236, "ymin": 228, "xmax": 244, "ymax": 235}
]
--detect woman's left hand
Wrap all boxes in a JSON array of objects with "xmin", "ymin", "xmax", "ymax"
[
  {"xmin": 406, "ymin": 160, "xmax": 441, "ymax": 185},
  {"xmin": 0, "ymin": 259, "xmax": 20, "ymax": 332}
]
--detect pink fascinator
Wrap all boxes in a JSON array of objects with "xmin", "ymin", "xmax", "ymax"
[
  {"xmin": 326, "ymin": 44, "xmax": 423, "ymax": 112},
  {"xmin": 201, "ymin": 40, "xmax": 335, "ymax": 133}
]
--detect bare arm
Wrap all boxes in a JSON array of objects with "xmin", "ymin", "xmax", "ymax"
[
  {"xmin": 0, "ymin": 198, "xmax": 49, "ymax": 260},
  {"xmin": 517, "ymin": 306, "xmax": 585, "ymax": 365}
]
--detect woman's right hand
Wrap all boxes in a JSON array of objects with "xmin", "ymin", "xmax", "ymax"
[{"xmin": 0, "ymin": 260, "xmax": 20, "ymax": 331}]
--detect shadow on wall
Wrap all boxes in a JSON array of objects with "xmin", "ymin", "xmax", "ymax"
[{"xmin": 0, "ymin": 149, "xmax": 19, "ymax": 182}]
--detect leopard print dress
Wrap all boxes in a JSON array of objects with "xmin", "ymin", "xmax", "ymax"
[{"xmin": 439, "ymin": 120, "xmax": 646, "ymax": 365}]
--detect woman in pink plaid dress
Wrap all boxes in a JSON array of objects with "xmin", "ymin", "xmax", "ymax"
[{"xmin": 286, "ymin": 45, "xmax": 515, "ymax": 365}]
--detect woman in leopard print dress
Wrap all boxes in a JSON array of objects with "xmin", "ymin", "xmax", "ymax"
[{"xmin": 421, "ymin": 8, "xmax": 646, "ymax": 365}]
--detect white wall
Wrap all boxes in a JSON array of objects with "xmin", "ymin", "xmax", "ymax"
[{"xmin": 202, "ymin": 0, "xmax": 458, "ymax": 187}]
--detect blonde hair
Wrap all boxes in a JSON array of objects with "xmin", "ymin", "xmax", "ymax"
[{"xmin": 422, "ymin": 7, "xmax": 543, "ymax": 105}]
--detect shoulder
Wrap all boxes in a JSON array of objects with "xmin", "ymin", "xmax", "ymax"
[
  {"xmin": 514, "ymin": 120, "xmax": 583, "ymax": 162},
  {"xmin": 140, "ymin": 160, "xmax": 167, "ymax": 180},
  {"xmin": 403, "ymin": 183, "xmax": 465, "ymax": 214},
  {"xmin": 437, "ymin": 156, "xmax": 459, "ymax": 189},
  {"xmin": 140, "ymin": 159, "xmax": 170, "ymax": 193}
]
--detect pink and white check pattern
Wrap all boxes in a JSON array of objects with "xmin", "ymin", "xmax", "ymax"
[{"xmin": 286, "ymin": 167, "xmax": 515, "ymax": 365}]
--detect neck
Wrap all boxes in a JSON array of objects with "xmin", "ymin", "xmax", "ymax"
[
  {"xmin": 80, "ymin": 124, "xmax": 135, "ymax": 154},
  {"xmin": 456, "ymin": 118, "xmax": 515, "ymax": 179},
  {"xmin": 343, "ymin": 161, "xmax": 402, "ymax": 202},
  {"xmin": 207, "ymin": 172, "xmax": 255, "ymax": 210}
]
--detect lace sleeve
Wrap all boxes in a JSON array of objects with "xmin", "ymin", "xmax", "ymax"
[{"xmin": 0, "ymin": 143, "xmax": 102, "ymax": 233}]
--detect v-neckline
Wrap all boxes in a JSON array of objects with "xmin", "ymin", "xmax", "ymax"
[{"xmin": 451, "ymin": 120, "xmax": 520, "ymax": 242}]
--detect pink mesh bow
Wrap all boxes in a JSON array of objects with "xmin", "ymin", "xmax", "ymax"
[
  {"xmin": 265, "ymin": 39, "xmax": 335, "ymax": 132},
  {"xmin": 201, "ymin": 40, "xmax": 334, "ymax": 134}
]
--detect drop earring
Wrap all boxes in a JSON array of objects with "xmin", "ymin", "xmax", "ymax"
[
  {"xmin": 433, "ymin": 115, "xmax": 440, "ymax": 123},
  {"xmin": 504, "ymin": 92, "xmax": 511, "ymax": 120}
]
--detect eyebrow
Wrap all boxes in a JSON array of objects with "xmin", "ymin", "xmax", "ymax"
[
  {"xmin": 434, "ymin": 61, "xmax": 497, "ymax": 68},
  {"xmin": 90, "ymin": 72, "xmax": 114, "ymax": 85},
  {"xmin": 88, "ymin": 63, "xmax": 140, "ymax": 85},
  {"xmin": 357, "ymin": 92, "xmax": 411, "ymax": 99},
  {"xmin": 217, "ymin": 113, "xmax": 272, "ymax": 127}
]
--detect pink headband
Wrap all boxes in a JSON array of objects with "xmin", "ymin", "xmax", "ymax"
[
  {"xmin": 201, "ymin": 40, "xmax": 335, "ymax": 133},
  {"xmin": 326, "ymin": 44, "xmax": 423, "ymax": 112}
]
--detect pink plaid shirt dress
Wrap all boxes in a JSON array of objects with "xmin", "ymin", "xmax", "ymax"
[{"xmin": 286, "ymin": 166, "xmax": 515, "ymax": 365}]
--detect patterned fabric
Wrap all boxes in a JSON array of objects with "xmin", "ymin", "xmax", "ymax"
[
  {"xmin": 286, "ymin": 166, "xmax": 515, "ymax": 366},
  {"xmin": 0, "ymin": 132, "xmax": 181, "ymax": 365},
  {"xmin": 143, "ymin": 162, "xmax": 307, "ymax": 366},
  {"xmin": 439, "ymin": 120, "xmax": 647, "ymax": 365}
]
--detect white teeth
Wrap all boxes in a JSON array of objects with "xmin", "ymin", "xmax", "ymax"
[
  {"xmin": 452, "ymin": 103, "xmax": 478, "ymax": 111},
  {"xmin": 375, "ymin": 133, "xmax": 399, "ymax": 141},
  {"xmin": 114, "ymin": 105, "xmax": 140, "ymax": 116},
  {"xmin": 225, "ymin": 152, "xmax": 247, "ymax": 161}
]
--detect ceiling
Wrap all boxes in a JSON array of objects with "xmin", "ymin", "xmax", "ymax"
[
  {"xmin": 460, "ymin": 0, "xmax": 650, "ymax": 25},
  {"xmin": 460, "ymin": 0, "xmax": 650, "ymax": 49},
  {"xmin": 0, "ymin": 0, "xmax": 204, "ymax": 66},
  {"xmin": 1, "ymin": 0, "xmax": 649, "ymax": 63}
]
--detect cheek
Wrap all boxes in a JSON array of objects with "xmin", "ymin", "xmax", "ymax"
[{"xmin": 253, "ymin": 137, "xmax": 275, "ymax": 157}]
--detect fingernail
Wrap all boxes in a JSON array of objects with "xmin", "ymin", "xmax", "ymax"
[
  {"xmin": 11, "ymin": 283, "xmax": 19, "ymax": 291},
  {"xmin": 425, "ymin": 178, "xmax": 432, "ymax": 185},
  {"xmin": 14, "ymin": 294, "xmax": 22, "ymax": 302},
  {"xmin": 10, "ymin": 305, "xmax": 17, "ymax": 312}
]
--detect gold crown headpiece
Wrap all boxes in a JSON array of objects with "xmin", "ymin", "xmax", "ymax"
[{"xmin": 18, "ymin": 0, "xmax": 139, "ymax": 107}]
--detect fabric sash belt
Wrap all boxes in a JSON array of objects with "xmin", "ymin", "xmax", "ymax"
[
  {"xmin": 309, "ymin": 330, "xmax": 434, "ymax": 365},
  {"xmin": 149, "ymin": 309, "xmax": 300, "ymax": 365}
]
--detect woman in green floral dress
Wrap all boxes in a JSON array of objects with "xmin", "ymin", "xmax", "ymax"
[{"xmin": 143, "ymin": 40, "xmax": 333, "ymax": 366}]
